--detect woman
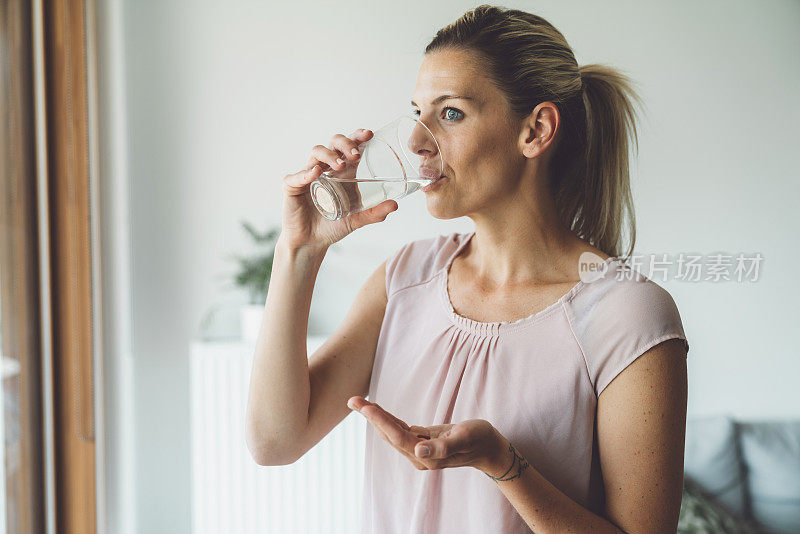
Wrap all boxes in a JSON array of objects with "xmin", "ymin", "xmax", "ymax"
[{"xmin": 246, "ymin": 5, "xmax": 689, "ymax": 533}]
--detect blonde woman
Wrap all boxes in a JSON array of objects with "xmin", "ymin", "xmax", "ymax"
[{"xmin": 247, "ymin": 5, "xmax": 689, "ymax": 533}]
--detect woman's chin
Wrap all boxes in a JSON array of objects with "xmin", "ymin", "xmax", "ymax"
[{"xmin": 424, "ymin": 197, "xmax": 460, "ymax": 220}]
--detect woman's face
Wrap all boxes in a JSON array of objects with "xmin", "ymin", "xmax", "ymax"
[{"xmin": 411, "ymin": 48, "xmax": 527, "ymax": 219}]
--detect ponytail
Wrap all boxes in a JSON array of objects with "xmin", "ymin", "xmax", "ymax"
[{"xmin": 573, "ymin": 64, "xmax": 642, "ymax": 259}]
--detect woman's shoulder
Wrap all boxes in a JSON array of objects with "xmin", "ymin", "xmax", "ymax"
[
  {"xmin": 384, "ymin": 231, "xmax": 468, "ymax": 298},
  {"xmin": 565, "ymin": 260, "xmax": 689, "ymax": 395},
  {"xmin": 572, "ymin": 260, "xmax": 682, "ymax": 317},
  {"xmin": 567, "ymin": 259, "xmax": 685, "ymax": 333}
]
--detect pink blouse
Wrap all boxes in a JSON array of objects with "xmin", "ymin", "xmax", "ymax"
[{"xmin": 360, "ymin": 231, "xmax": 689, "ymax": 533}]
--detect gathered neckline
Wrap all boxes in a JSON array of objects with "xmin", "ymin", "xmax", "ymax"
[{"xmin": 438, "ymin": 231, "xmax": 619, "ymax": 336}]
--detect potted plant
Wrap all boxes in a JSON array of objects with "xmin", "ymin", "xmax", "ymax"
[{"xmin": 230, "ymin": 220, "xmax": 281, "ymax": 342}]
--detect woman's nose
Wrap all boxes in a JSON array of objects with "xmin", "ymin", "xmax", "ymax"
[{"xmin": 407, "ymin": 121, "xmax": 439, "ymax": 159}]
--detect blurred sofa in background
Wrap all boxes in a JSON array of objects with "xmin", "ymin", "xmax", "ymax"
[{"xmin": 679, "ymin": 415, "xmax": 800, "ymax": 533}]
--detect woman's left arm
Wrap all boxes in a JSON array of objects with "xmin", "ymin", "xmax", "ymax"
[{"xmin": 481, "ymin": 337, "xmax": 688, "ymax": 533}]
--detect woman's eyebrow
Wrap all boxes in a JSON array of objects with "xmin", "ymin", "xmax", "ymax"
[{"xmin": 410, "ymin": 94, "xmax": 475, "ymax": 107}]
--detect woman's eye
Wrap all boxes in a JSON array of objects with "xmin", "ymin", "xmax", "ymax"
[
  {"xmin": 411, "ymin": 107, "xmax": 464, "ymax": 121},
  {"xmin": 442, "ymin": 107, "xmax": 463, "ymax": 121}
]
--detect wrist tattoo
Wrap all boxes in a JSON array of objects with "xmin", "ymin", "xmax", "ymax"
[{"xmin": 485, "ymin": 443, "xmax": 529, "ymax": 482}]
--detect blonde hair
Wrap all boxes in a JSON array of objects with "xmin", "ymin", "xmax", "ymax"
[{"xmin": 425, "ymin": 5, "xmax": 642, "ymax": 259}]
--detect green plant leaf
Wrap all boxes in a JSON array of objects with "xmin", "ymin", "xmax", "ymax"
[{"xmin": 229, "ymin": 221, "xmax": 282, "ymax": 304}]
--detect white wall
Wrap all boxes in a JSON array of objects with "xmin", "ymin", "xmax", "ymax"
[{"xmin": 115, "ymin": 0, "xmax": 800, "ymax": 531}]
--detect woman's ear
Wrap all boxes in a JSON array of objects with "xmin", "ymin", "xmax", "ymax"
[{"xmin": 519, "ymin": 101, "xmax": 560, "ymax": 159}]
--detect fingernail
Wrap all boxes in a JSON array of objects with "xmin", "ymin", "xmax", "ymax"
[
  {"xmin": 351, "ymin": 148, "xmax": 360, "ymax": 156},
  {"xmin": 418, "ymin": 445, "xmax": 430, "ymax": 458},
  {"xmin": 336, "ymin": 158, "xmax": 345, "ymax": 165}
]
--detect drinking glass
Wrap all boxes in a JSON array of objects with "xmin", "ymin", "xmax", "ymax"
[{"xmin": 309, "ymin": 114, "xmax": 444, "ymax": 221}]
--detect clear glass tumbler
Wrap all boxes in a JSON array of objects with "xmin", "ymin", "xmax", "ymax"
[{"xmin": 309, "ymin": 114, "xmax": 444, "ymax": 221}]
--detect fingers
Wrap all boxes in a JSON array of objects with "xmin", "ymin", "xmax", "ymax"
[
  {"xmin": 375, "ymin": 428, "xmax": 475, "ymax": 471},
  {"xmin": 408, "ymin": 426, "xmax": 431, "ymax": 440},
  {"xmin": 331, "ymin": 131, "xmax": 366, "ymax": 163},
  {"xmin": 346, "ymin": 128, "xmax": 374, "ymax": 152},
  {"xmin": 344, "ymin": 199, "xmax": 398, "ymax": 230},
  {"xmin": 347, "ymin": 396, "xmax": 368, "ymax": 411},
  {"xmin": 415, "ymin": 429, "xmax": 471, "ymax": 460},
  {"xmin": 305, "ymin": 129, "xmax": 374, "ymax": 174},
  {"xmin": 412, "ymin": 434, "xmax": 478, "ymax": 470},
  {"xmin": 349, "ymin": 128, "xmax": 373, "ymax": 140},
  {"xmin": 306, "ymin": 144, "xmax": 346, "ymax": 174},
  {"xmin": 287, "ymin": 128, "xmax": 386, "ymax": 216},
  {"xmin": 369, "ymin": 420, "xmax": 429, "ymax": 470},
  {"xmin": 282, "ymin": 164, "xmax": 322, "ymax": 196},
  {"xmin": 350, "ymin": 397, "xmax": 423, "ymax": 451},
  {"xmin": 349, "ymin": 396, "xmax": 475, "ymax": 471},
  {"xmin": 360, "ymin": 399, "xmax": 410, "ymax": 431}
]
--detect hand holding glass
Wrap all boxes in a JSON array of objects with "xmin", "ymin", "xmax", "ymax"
[{"xmin": 310, "ymin": 115, "xmax": 444, "ymax": 220}]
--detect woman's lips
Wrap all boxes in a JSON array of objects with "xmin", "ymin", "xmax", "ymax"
[
  {"xmin": 420, "ymin": 174, "xmax": 447, "ymax": 192},
  {"xmin": 418, "ymin": 167, "xmax": 442, "ymax": 180}
]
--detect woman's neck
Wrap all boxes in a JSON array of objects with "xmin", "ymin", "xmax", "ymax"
[{"xmin": 462, "ymin": 185, "xmax": 601, "ymax": 287}]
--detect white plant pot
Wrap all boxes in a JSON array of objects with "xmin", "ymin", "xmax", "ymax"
[{"xmin": 240, "ymin": 304, "xmax": 265, "ymax": 343}]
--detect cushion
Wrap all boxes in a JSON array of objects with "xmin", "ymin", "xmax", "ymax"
[
  {"xmin": 739, "ymin": 421, "xmax": 800, "ymax": 533},
  {"xmin": 684, "ymin": 415, "xmax": 748, "ymax": 517},
  {"xmin": 678, "ymin": 478, "xmax": 760, "ymax": 533}
]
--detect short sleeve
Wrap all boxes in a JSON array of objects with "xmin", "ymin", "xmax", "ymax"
[
  {"xmin": 384, "ymin": 234, "xmax": 460, "ymax": 299},
  {"xmin": 573, "ymin": 277, "xmax": 689, "ymax": 397},
  {"xmin": 384, "ymin": 242, "xmax": 413, "ymax": 298}
]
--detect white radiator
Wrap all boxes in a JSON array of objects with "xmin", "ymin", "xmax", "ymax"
[{"xmin": 190, "ymin": 336, "xmax": 365, "ymax": 534}]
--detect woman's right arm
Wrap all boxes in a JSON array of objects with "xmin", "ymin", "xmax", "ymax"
[
  {"xmin": 244, "ymin": 238, "xmax": 325, "ymax": 466},
  {"xmin": 245, "ymin": 128, "xmax": 397, "ymax": 466}
]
